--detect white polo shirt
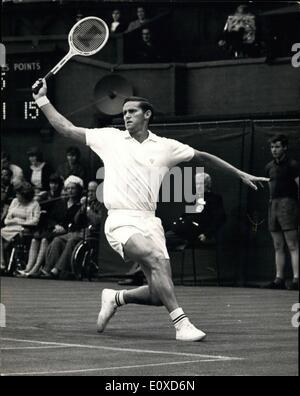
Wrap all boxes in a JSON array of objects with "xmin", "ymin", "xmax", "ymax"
[{"xmin": 85, "ymin": 128, "xmax": 195, "ymax": 211}]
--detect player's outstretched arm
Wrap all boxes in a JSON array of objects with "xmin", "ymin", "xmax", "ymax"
[
  {"xmin": 32, "ymin": 79, "xmax": 86, "ymax": 144},
  {"xmin": 193, "ymin": 149, "xmax": 269, "ymax": 191}
]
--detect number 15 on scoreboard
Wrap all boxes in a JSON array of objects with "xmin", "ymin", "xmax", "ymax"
[{"xmin": 24, "ymin": 100, "xmax": 40, "ymax": 120}]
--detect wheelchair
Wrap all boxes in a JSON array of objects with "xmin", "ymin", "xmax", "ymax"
[
  {"xmin": 4, "ymin": 212, "xmax": 48, "ymax": 275},
  {"xmin": 5, "ymin": 229, "xmax": 35, "ymax": 275},
  {"xmin": 70, "ymin": 230, "xmax": 100, "ymax": 281}
]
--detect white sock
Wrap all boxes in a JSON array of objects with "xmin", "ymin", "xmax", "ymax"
[
  {"xmin": 115, "ymin": 290, "xmax": 126, "ymax": 307},
  {"xmin": 170, "ymin": 307, "xmax": 189, "ymax": 329}
]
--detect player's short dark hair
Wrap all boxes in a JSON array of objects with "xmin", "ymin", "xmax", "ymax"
[
  {"xmin": 123, "ymin": 96, "xmax": 154, "ymax": 123},
  {"xmin": 269, "ymin": 134, "xmax": 288, "ymax": 147}
]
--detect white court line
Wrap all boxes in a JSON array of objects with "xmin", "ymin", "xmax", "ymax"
[
  {"xmin": 1, "ymin": 346, "xmax": 73, "ymax": 350},
  {"xmin": 1, "ymin": 337, "xmax": 243, "ymax": 361},
  {"xmin": 2, "ymin": 359, "xmax": 232, "ymax": 376}
]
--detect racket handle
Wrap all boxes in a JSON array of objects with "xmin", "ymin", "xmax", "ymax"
[{"xmin": 32, "ymin": 71, "xmax": 54, "ymax": 94}]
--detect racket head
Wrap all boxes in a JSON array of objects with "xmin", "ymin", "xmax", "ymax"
[{"xmin": 68, "ymin": 16, "xmax": 109, "ymax": 57}]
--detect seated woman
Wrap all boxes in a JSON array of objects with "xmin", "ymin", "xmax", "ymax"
[
  {"xmin": 27, "ymin": 175, "xmax": 84, "ymax": 278},
  {"xmin": 17, "ymin": 173, "xmax": 64, "ymax": 277},
  {"xmin": 0, "ymin": 182, "xmax": 40, "ymax": 272}
]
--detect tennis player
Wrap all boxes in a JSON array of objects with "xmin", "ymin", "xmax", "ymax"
[{"xmin": 32, "ymin": 79, "xmax": 268, "ymax": 341}]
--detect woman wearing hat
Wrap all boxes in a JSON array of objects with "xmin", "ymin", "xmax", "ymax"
[
  {"xmin": 20, "ymin": 175, "xmax": 84, "ymax": 278},
  {"xmin": 17, "ymin": 175, "xmax": 84, "ymax": 278}
]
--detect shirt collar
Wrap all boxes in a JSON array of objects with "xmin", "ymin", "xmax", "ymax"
[
  {"xmin": 30, "ymin": 162, "xmax": 45, "ymax": 171},
  {"xmin": 274, "ymin": 155, "xmax": 288, "ymax": 165},
  {"xmin": 124, "ymin": 130, "xmax": 159, "ymax": 142}
]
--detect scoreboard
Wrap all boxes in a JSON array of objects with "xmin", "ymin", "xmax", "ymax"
[{"xmin": 1, "ymin": 54, "xmax": 51, "ymax": 128}]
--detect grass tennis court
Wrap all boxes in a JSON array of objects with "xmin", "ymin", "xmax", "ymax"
[{"xmin": 0, "ymin": 277, "xmax": 298, "ymax": 376}]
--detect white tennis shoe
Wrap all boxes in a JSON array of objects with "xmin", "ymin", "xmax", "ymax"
[
  {"xmin": 97, "ymin": 289, "xmax": 118, "ymax": 333},
  {"xmin": 176, "ymin": 320, "xmax": 206, "ymax": 342}
]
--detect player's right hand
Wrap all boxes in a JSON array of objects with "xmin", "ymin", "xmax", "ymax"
[{"xmin": 32, "ymin": 78, "xmax": 47, "ymax": 100}]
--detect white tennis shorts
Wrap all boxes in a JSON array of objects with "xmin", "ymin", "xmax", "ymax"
[{"xmin": 104, "ymin": 209, "xmax": 170, "ymax": 260}]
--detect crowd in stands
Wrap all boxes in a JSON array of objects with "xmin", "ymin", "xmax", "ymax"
[
  {"xmin": 99, "ymin": 4, "xmax": 283, "ymax": 63},
  {"xmin": 0, "ymin": 147, "xmax": 105, "ymax": 280},
  {"xmin": 7, "ymin": 2, "xmax": 292, "ymax": 63},
  {"xmin": 2, "ymin": 148, "xmax": 227, "ymax": 283},
  {"xmin": 109, "ymin": 6, "xmax": 166, "ymax": 63}
]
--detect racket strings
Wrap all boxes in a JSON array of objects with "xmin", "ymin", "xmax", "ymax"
[{"xmin": 72, "ymin": 19, "xmax": 107, "ymax": 54}]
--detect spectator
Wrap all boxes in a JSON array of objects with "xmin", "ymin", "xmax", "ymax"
[
  {"xmin": 119, "ymin": 172, "xmax": 226, "ymax": 286},
  {"xmin": 16, "ymin": 174, "xmax": 66, "ymax": 278},
  {"xmin": 77, "ymin": 181, "xmax": 104, "ymax": 232},
  {"xmin": 25, "ymin": 146, "xmax": 52, "ymax": 196},
  {"xmin": 1, "ymin": 167, "xmax": 16, "ymax": 225},
  {"xmin": 75, "ymin": 10, "xmax": 84, "ymax": 22},
  {"xmin": 110, "ymin": 9, "xmax": 127, "ymax": 34},
  {"xmin": 56, "ymin": 146, "xmax": 87, "ymax": 186},
  {"xmin": 135, "ymin": 28, "xmax": 161, "ymax": 63},
  {"xmin": 0, "ymin": 182, "xmax": 40, "ymax": 272},
  {"xmin": 44, "ymin": 180, "xmax": 104, "ymax": 279},
  {"xmin": 264, "ymin": 135, "xmax": 299, "ymax": 291},
  {"xmin": 166, "ymin": 172, "xmax": 226, "ymax": 248},
  {"xmin": 1, "ymin": 151, "xmax": 24, "ymax": 187},
  {"xmin": 37, "ymin": 175, "xmax": 84, "ymax": 279},
  {"xmin": 218, "ymin": 4, "xmax": 257, "ymax": 58},
  {"xmin": 127, "ymin": 6, "xmax": 149, "ymax": 32},
  {"xmin": 36, "ymin": 172, "xmax": 64, "ymax": 206}
]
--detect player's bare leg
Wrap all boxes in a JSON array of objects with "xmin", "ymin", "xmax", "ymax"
[{"xmin": 97, "ymin": 233, "xmax": 206, "ymax": 341}]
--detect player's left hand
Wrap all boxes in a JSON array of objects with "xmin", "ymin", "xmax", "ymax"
[{"xmin": 239, "ymin": 171, "xmax": 269, "ymax": 190}]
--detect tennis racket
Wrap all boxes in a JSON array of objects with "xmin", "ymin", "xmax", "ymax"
[{"xmin": 32, "ymin": 16, "xmax": 109, "ymax": 94}]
